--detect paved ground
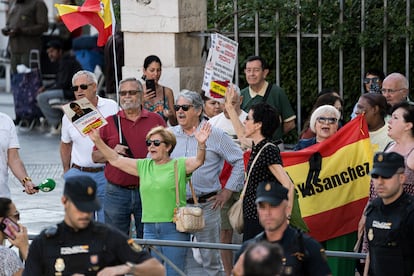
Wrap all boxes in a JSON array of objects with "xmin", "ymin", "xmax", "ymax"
[{"xmin": 1, "ymin": 82, "xmax": 64, "ymax": 236}]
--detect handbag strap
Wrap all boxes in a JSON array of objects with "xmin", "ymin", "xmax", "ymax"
[
  {"xmin": 174, "ymin": 160, "xmax": 199, "ymax": 207},
  {"xmin": 240, "ymin": 142, "xmax": 274, "ymax": 199}
]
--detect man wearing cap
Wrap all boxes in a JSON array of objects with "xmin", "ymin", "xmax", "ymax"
[
  {"xmin": 363, "ymin": 152, "xmax": 414, "ymax": 276},
  {"xmin": 233, "ymin": 181, "xmax": 331, "ymax": 276},
  {"xmin": 23, "ymin": 176, "xmax": 165, "ymax": 276},
  {"xmin": 37, "ymin": 39, "xmax": 83, "ymax": 135}
]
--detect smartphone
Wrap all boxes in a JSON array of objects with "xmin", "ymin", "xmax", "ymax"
[
  {"xmin": 0, "ymin": 217, "xmax": 20, "ymax": 240},
  {"xmin": 145, "ymin": 79, "xmax": 156, "ymax": 93}
]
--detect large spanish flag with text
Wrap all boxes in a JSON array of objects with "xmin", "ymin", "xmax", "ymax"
[
  {"xmin": 55, "ymin": 0, "xmax": 112, "ymax": 46},
  {"xmin": 281, "ymin": 115, "xmax": 373, "ymax": 241}
]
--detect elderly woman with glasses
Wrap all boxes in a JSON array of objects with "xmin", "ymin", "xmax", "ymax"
[
  {"xmin": 0, "ymin": 198, "xmax": 29, "ymax": 276},
  {"xmin": 89, "ymin": 124, "xmax": 211, "ymax": 276},
  {"xmin": 294, "ymin": 105, "xmax": 341, "ymax": 151}
]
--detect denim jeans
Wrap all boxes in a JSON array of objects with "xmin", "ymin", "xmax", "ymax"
[
  {"xmin": 64, "ymin": 168, "xmax": 106, "ymax": 222},
  {"xmin": 186, "ymin": 200, "xmax": 223, "ymax": 275},
  {"xmin": 144, "ymin": 222, "xmax": 190, "ymax": 276},
  {"xmin": 104, "ymin": 182, "xmax": 143, "ymax": 238},
  {"xmin": 36, "ymin": 89, "xmax": 64, "ymax": 127}
]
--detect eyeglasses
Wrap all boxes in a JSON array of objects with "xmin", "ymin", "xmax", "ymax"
[
  {"xmin": 71, "ymin": 83, "xmax": 93, "ymax": 92},
  {"xmin": 145, "ymin": 139, "xmax": 166, "ymax": 147},
  {"xmin": 316, "ymin": 117, "xmax": 338, "ymax": 124},
  {"xmin": 119, "ymin": 90, "xmax": 140, "ymax": 96},
  {"xmin": 371, "ymin": 174, "xmax": 392, "ymax": 179},
  {"xmin": 174, "ymin": 104, "xmax": 193, "ymax": 111},
  {"xmin": 363, "ymin": 77, "xmax": 379, "ymax": 84},
  {"xmin": 381, "ymin": 88, "xmax": 405, "ymax": 94}
]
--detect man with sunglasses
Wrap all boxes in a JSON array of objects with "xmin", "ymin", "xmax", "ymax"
[
  {"xmin": 37, "ymin": 40, "xmax": 83, "ymax": 135},
  {"xmin": 363, "ymin": 152, "xmax": 414, "ymax": 276},
  {"xmin": 92, "ymin": 78, "xmax": 166, "ymax": 237},
  {"xmin": 170, "ymin": 90, "xmax": 244, "ymax": 275},
  {"xmin": 60, "ymin": 70, "xmax": 118, "ymax": 222},
  {"xmin": 351, "ymin": 69, "xmax": 385, "ymax": 119}
]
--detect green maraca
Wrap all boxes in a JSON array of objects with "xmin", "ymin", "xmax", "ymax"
[{"xmin": 22, "ymin": 178, "xmax": 56, "ymax": 192}]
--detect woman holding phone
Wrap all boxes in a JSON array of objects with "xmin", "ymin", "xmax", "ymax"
[
  {"xmin": 142, "ymin": 55, "xmax": 178, "ymax": 125},
  {"xmin": 0, "ymin": 198, "xmax": 29, "ymax": 276}
]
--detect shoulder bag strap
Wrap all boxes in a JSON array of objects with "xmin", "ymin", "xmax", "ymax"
[
  {"xmin": 174, "ymin": 160, "xmax": 180, "ymax": 207},
  {"xmin": 112, "ymin": 114, "xmax": 134, "ymax": 157},
  {"xmin": 240, "ymin": 142, "xmax": 273, "ymax": 199},
  {"xmin": 174, "ymin": 160, "xmax": 199, "ymax": 206},
  {"xmin": 262, "ymin": 83, "xmax": 273, "ymax": 102}
]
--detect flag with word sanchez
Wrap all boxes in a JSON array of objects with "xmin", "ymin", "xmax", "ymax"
[{"xmin": 281, "ymin": 115, "xmax": 373, "ymax": 242}]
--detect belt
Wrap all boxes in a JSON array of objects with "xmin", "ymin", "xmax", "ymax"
[
  {"xmin": 109, "ymin": 182, "xmax": 138, "ymax": 190},
  {"xmin": 187, "ymin": 191, "xmax": 217, "ymax": 204},
  {"xmin": 72, "ymin": 163, "xmax": 104, "ymax": 173}
]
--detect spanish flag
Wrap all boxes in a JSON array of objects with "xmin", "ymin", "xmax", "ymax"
[
  {"xmin": 55, "ymin": 0, "xmax": 112, "ymax": 46},
  {"xmin": 281, "ymin": 115, "xmax": 373, "ymax": 241}
]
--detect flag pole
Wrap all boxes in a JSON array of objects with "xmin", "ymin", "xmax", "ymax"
[{"xmin": 109, "ymin": 0, "xmax": 119, "ymax": 102}]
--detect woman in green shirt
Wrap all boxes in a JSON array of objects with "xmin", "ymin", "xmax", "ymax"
[{"xmin": 90, "ymin": 124, "xmax": 211, "ymax": 276}]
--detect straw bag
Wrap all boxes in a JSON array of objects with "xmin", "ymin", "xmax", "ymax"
[
  {"xmin": 173, "ymin": 161, "xmax": 205, "ymax": 233},
  {"xmin": 228, "ymin": 143, "xmax": 273, "ymax": 234}
]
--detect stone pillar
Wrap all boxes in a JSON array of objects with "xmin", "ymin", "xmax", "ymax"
[{"xmin": 121, "ymin": 0, "xmax": 206, "ymax": 95}]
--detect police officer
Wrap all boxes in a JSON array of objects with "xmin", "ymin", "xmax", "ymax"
[
  {"xmin": 233, "ymin": 181, "xmax": 331, "ymax": 276},
  {"xmin": 23, "ymin": 176, "xmax": 165, "ymax": 276},
  {"xmin": 364, "ymin": 152, "xmax": 414, "ymax": 276}
]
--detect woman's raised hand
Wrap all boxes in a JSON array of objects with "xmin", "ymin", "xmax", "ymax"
[{"xmin": 195, "ymin": 122, "xmax": 212, "ymax": 144}]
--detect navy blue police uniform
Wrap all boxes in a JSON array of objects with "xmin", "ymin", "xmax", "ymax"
[
  {"xmin": 365, "ymin": 192, "xmax": 414, "ymax": 276},
  {"xmin": 24, "ymin": 221, "xmax": 150, "ymax": 275},
  {"xmin": 235, "ymin": 226, "xmax": 331, "ymax": 276}
]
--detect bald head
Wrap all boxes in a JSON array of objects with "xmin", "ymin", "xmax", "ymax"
[{"xmin": 381, "ymin": 73, "xmax": 409, "ymax": 106}]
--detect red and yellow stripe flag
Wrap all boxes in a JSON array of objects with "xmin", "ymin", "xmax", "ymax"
[
  {"xmin": 281, "ymin": 115, "xmax": 373, "ymax": 241},
  {"xmin": 55, "ymin": 0, "xmax": 112, "ymax": 46}
]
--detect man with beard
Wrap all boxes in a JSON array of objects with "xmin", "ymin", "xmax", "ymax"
[
  {"xmin": 92, "ymin": 78, "xmax": 166, "ymax": 237},
  {"xmin": 60, "ymin": 70, "xmax": 118, "ymax": 222}
]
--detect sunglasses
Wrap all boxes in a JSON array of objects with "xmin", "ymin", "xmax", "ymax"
[
  {"xmin": 146, "ymin": 139, "xmax": 166, "ymax": 147},
  {"xmin": 71, "ymin": 83, "xmax": 93, "ymax": 92},
  {"xmin": 363, "ymin": 77, "xmax": 379, "ymax": 84},
  {"xmin": 119, "ymin": 90, "xmax": 140, "ymax": 96},
  {"xmin": 174, "ymin": 104, "xmax": 193, "ymax": 111},
  {"xmin": 316, "ymin": 117, "xmax": 338, "ymax": 124},
  {"xmin": 371, "ymin": 174, "xmax": 392, "ymax": 179},
  {"xmin": 245, "ymin": 115, "xmax": 253, "ymax": 121}
]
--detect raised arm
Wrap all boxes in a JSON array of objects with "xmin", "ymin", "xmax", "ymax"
[
  {"xmin": 89, "ymin": 129, "xmax": 139, "ymax": 176},
  {"xmin": 224, "ymin": 84, "xmax": 253, "ymax": 149},
  {"xmin": 269, "ymin": 164, "xmax": 294, "ymax": 215},
  {"xmin": 185, "ymin": 122, "xmax": 212, "ymax": 174}
]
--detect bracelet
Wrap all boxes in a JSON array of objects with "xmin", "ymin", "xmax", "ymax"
[
  {"xmin": 198, "ymin": 146, "xmax": 206, "ymax": 150},
  {"xmin": 21, "ymin": 176, "xmax": 32, "ymax": 185}
]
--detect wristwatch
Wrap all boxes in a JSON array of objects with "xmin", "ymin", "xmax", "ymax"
[{"xmin": 126, "ymin": 262, "xmax": 135, "ymax": 275}]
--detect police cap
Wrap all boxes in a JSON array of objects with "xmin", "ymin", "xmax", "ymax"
[
  {"xmin": 64, "ymin": 176, "xmax": 101, "ymax": 212},
  {"xmin": 255, "ymin": 181, "xmax": 288, "ymax": 206}
]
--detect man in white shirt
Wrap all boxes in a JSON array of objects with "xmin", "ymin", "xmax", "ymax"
[{"xmin": 60, "ymin": 70, "xmax": 119, "ymax": 222}]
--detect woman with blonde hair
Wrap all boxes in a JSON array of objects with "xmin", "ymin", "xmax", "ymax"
[{"xmin": 90, "ymin": 124, "xmax": 211, "ymax": 276}]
